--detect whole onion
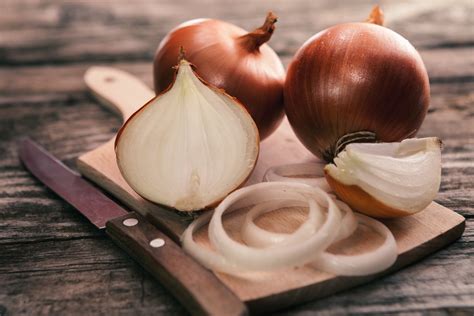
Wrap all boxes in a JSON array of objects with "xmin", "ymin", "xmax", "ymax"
[
  {"xmin": 154, "ymin": 12, "xmax": 285, "ymax": 140},
  {"xmin": 284, "ymin": 15, "xmax": 430, "ymax": 161}
]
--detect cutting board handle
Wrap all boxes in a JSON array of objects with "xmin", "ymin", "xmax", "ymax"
[
  {"xmin": 84, "ymin": 67, "xmax": 155, "ymax": 121},
  {"xmin": 106, "ymin": 211, "xmax": 248, "ymax": 316}
]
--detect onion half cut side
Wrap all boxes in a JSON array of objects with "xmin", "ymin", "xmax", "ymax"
[
  {"xmin": 182, "ymin": 182, "xmax": 398, "ymax": 277},
  {"xmin": 115, "ymin": 56, "xmax": 259, "ymax": 212},
  {"xmin": 325, "ymin": 137, "xmax": 442, "ymax": 218}
]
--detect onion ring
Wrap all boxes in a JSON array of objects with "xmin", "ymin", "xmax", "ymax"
[
  {"xmin": 208, "ymin": 182, "xmax": 341, "ymax": 270},
  {"xmin": 241, "ymin": 199, "xmax": 324, "ymax": 248},
  {"xmin": 181, "ymin": 211, "xmax": 243, "ymax": 275},
  {"xmin": 263, "ymin": 162, "xmax": 332, "ymax": 192},
  {"xmin": 240, "ymin": 199, "xmax": 396, "ymax": 275},
  {"xmin": 241, "ymin": 200, "xmax": 356, "ymax": 248},
  {"xmin": 181, "ymin": 181, "xmax": 398, "ymax": 277},
  {"xmin": 310, "ymin": 213, "xmax": 398, "ymax": 276}
]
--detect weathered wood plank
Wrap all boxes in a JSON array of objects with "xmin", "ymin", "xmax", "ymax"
[
  {"xmin": 0, "ymin": 238, "xmax": 185, "ymax": 315},
  {"xmin": 1, "ymin": 46, "xmax": 473, "ymax": 97},
  {"xmin": 0, "ymin": 221, "xmax": 471, "ymax": 315},
  {"xmin": 0, "ymin": 0, "xmax": 472, "ymax": 65}
]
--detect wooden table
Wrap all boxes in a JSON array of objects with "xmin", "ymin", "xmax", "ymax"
[{"xmin": 1, "ymin": 0, "xmax": 473, "ymax": 314}]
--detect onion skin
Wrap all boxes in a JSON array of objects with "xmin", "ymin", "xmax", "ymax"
[
  {"xmin": 325, "ymin": 172, "xmax": 412, "ymax": 218},
  {"xmin": 284, "ymin": 22, "xmax": 430, "ymax": 161},
  {"xmin": 153, "ymin": 13, "xmax": 285, "ymax": 140}
]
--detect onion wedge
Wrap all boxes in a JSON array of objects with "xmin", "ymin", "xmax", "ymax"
[{"xmin": 325, "ymin": 137, "xmax": 442, "ymax": 217}]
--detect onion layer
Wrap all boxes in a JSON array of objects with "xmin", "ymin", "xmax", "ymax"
[
  {"xmin": 263, "ymin": 162, "xmax": 331, "ymax": 192},
  {"xmin": 182, "ymin": 182, "xmax": 398, "ymax": 277},
  {"xmin": 311, "ymin": 213, "xmax": 397, "ymax": 276}
]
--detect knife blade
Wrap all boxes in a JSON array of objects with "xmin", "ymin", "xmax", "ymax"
[
  {"xmin": 18, "ymin": 138, "xmax": 247, "ymax": 316},
  {"xmin": 18, "ymin": 138, "xmax": 127, "ymax": 229}
]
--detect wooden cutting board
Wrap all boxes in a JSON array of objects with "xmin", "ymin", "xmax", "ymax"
[{"xmin": 77, "ymin": 67, "xmax": 465, "ymax": 313}]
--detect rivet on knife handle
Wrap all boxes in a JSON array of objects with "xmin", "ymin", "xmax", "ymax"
[{"xmin": 106, "ymin": 212, "xmax": 248, "ymax": 316}]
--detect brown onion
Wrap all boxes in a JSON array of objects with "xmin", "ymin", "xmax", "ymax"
[
  {"xmin": 284, "ymin": 8, "xmax": 430, "ymax": 161},
  {"xmin": 154, "ymin": 12, "xmax": 285, "ymax": 140}
]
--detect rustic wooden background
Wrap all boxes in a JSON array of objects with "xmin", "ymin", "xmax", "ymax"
[{"xmin": 1, "ymin": 0, "xmax": 473, "ymax": 315}]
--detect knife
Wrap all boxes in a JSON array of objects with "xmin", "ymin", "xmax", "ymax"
[{"xmin": 18, "ymin": 138, "xmax": 247, "ymax": 316}]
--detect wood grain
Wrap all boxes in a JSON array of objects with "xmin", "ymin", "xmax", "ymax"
[
  {"xmin": 0, "ymin": 0, "xmax": 472, "ymax": 66},
  {"xmin": 1, "ymin": 0, "xmax": 473, "ymax": 315}
]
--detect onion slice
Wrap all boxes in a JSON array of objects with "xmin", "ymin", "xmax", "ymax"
[
  {"xmin": 241, "ymin": 199, "xmax": 324, "ymax": 248},
  {"xmin": 241, "ymin": 199, "xmax": 356, "ymax": 248},
  {"xmin": 209, "ymin": 182, "xmax": 341, "ymax": 270},
  {"xmin": 325, "ymin": 137, "xmax": 442, "ymax": 217},
  {"xmin": 263, "ymin": 162, "xmax": 331, "ymax": 192},
  {"xmin": 242, "ymin": 201, "xmax": 396, "ymax": 276},
  {"xmin": 182, "ymin": 181, "xmax": 398, "ymax": 277},
  {"xmin": 181, "ymin": 211, "xmax": 243, "ymax": 275},
  {"xmin": 310, "ymin": 213, "xmax": 397, "ymax": 276}
]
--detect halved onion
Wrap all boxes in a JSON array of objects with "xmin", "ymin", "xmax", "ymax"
[
  {"xmin": 325, "ymin": 137, "xmax": 442, "ymax": 217},
  {"xmin": 115, "ymin": 53, "xmax": 259, "ymax": 212}
]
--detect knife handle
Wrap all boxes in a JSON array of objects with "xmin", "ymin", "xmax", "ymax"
[{"xmin": 106, "ymin": 212, "xmax": 248, "ymax": 316}]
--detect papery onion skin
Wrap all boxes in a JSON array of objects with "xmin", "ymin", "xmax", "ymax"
[
  {"xmin": 154, "ymin": 13, "xmax": 286, "ymax": 140},
  {"xmin": 284, "ymin": 22, "xmax": 430, "ymax": 161},
  {"xmin": 325, "ymin": 172, "xmax": 412, "ymax": 218}
]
